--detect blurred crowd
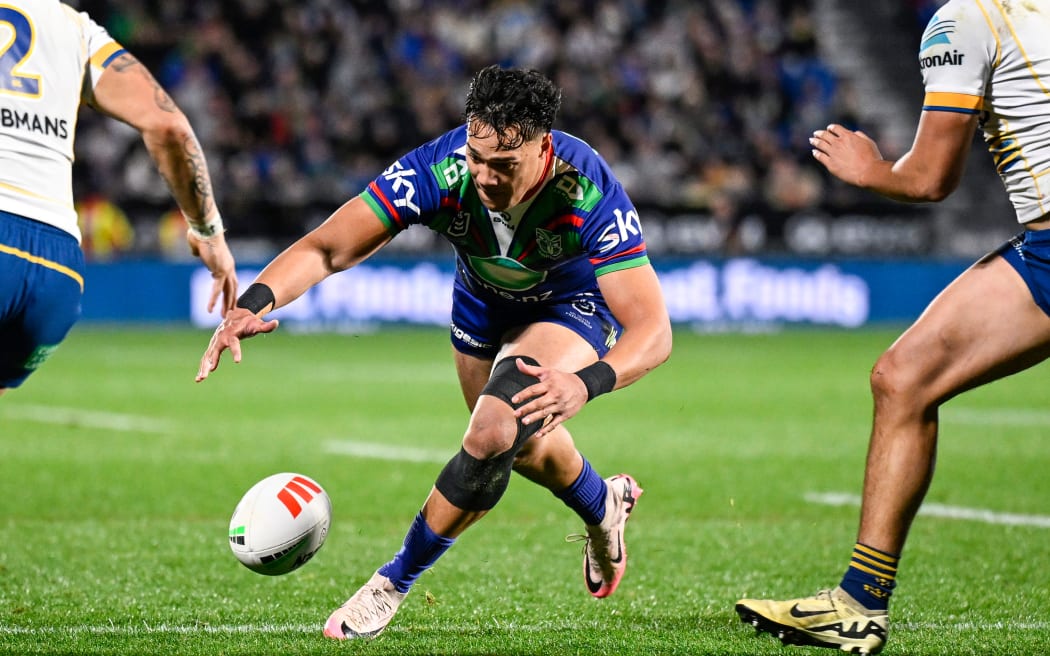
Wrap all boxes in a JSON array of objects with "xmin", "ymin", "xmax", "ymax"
[{"xmin": 69, "ymin": 0, "xmax": 895, "ymax": 259}]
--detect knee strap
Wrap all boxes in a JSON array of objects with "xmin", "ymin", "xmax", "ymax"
[
  {"xmin": 435, "ymin": 356, "xmax": 543, "ymax": 511},
  {"xmin": 435, "ymin": 447, "xmax": 516, "ymax": 511},
  {"xmin": 480, "ymin": 355, "xmax": 539, "ymax": 409},
  {"xmin": 479, "ymin": 355, "xmax": 544, "ymax": 446}
]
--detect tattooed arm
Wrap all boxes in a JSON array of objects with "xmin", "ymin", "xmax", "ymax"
[{"xmin": 87, "ymin": 53, "xmax": 238, "ymax": 316}]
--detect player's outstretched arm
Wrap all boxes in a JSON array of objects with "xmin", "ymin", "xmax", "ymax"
[
  {"xmin": 88, "ymin": 51, "xmax": 238, "ymax": 316},
  {"xmin": 195, "ymin": 197, "xmax": 393, "ymax": 382},
  {"xmin": 196, "ymin": 309, "xmax": 280, "ymax": 382},
  {"xmin": 810, "ymin": 110, "xmax": 977, "ymax": 203}
]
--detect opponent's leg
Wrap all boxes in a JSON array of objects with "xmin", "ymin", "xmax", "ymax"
[
  {"xmin": 737, "ymin": 254, "xmax": 1050, "ymax": 654},
  {"xmin": 846, "ymin": 254, "xmax": 1050, "ymax": 607}
]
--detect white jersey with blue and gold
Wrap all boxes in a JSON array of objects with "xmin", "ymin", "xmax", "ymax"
[
  {"xmin": 919, "ymin": 0, "xmax": 1050, "ymax": 223},
  {"xmin": 0, "ymin": 1, "xmax": 124, "ymax": 242}
]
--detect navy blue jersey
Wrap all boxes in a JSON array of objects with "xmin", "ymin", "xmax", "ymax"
[{"xmin": 361, "ymin": 126, "xmax": 649, "ymax": 306}]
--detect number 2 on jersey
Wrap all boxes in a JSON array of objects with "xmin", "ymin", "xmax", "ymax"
[{"xmin": 0, "ymin": 7, "xmax": 40, "ymax": 98}]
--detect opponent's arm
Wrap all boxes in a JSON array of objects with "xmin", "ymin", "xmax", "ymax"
[
  {"xmin": 810, "ymin": 110, "xmax": 978, "ymax": 203},
  {"xmin": 196, "ymin": 197, "xmax": 392, "ymax": 381},
  {"xmin": 88, "ymin": 52, "xmax": 237, "ymax": 315}
]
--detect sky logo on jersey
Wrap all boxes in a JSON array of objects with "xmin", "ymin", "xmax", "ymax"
[
  {"xmin": 597, "ymin": 208, "xmax": 642, "ymax": 253},
  {"xmin": 920, "ymin": 16, "xmax": 955, "ymax": 52},
  {"xmin": 381, "ymin": 161, "xmax": 421, "ymax": 215}
]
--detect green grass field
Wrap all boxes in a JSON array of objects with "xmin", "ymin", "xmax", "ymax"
[{"xmin": 1, "ymin": 325, "xmax": 1048, "ymax": 656}]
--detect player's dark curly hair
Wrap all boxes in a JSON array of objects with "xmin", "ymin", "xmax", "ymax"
[{"xmin": 464, "ymin": 65, "xmax": 562, "ymax": 150}]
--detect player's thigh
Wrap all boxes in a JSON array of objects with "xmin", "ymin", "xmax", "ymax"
[
  {"xmin": 498, "ymin": 321, "xmax": 599, "ymax": 372},
  {"xmin": 454, "ymin": 321, "xmax": 594, "ymax": 416},
  {"xmin": 451, "ymin": 304, "xmax": 613, "ymax": 407},
  {"xmin": 882, "ymin": 253, "xmax": 1050, "ymax": 402},
  {"xmin": 456, "ymin": 322, "xmax": 593, "ymax": 454},
  {"xmin": 453, "ymin": 348, "xmax": 494, "ymax": 411},
  {"xmin": 450, "ymin": 323, "xmax": 595, "ymax": 413}
]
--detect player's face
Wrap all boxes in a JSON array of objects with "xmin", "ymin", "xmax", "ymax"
[{"xmin": 466, "ymin": 121, "xmax": 551, "ymax": 211}]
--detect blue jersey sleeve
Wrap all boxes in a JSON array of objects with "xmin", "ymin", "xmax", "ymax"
[
  {"xmin": 359, "ymin": 132, "xmax": 457, "ymax": 234},
  {"xmin": 573, "ymin": 167, "xmax": 649, "ymax": 276}
]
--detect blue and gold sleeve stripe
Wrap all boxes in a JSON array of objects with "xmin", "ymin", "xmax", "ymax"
[
  {"xmin": 923, "ymin": 91, "xmax": 983, "ymax": 114},
  {"xmin": 90, "ymin": 42, "xmax": 127, "ymax": 69}
]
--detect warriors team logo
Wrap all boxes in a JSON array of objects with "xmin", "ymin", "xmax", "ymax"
[{"xmin": 536, "ymin": 228, "xmax": 562, "ymax": 259}]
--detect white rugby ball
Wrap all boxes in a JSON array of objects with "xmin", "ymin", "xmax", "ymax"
[{"xmin": 228, "ymin": 472, "xmax": 332, "ymax": 576}]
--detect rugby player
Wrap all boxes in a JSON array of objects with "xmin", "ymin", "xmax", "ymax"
[
  {"xmin": 736, "ymin": 2, "xmax": 1050, "ymax": 653},
  {"xmin": 197, "ymin": 65, "xmax": 672, "ymax": 639},
  {"xmin": 0, "ymin": 1, "xmax": 237, "ymax": 395}
]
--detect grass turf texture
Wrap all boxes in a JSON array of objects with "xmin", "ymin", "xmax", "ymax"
[{"xmin": 1, "ymin": 326, "xmax": 1048, "ymax": 656}]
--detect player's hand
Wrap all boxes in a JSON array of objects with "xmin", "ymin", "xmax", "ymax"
[
  {"xmin": 809, "ymin": 123, "xmax": 884, "ymax": 188},
  {"xmin": 195, "ymin": 308, "xmax": 279, "ymax": 382},
  {"xmin": 187, "ymin": 230, "xmax": 238, "ymax": 317},
  {"xmin": 510, "ymin": 357, "xmax": 590, "ymax": 439}
]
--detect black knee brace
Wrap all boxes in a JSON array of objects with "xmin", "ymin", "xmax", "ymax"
[
  {"xmin": 481, "ymin": 355, "xmax": 545, "ymax": 438},
  {"xmin": 434, "ymin": 355, "xmax": 543, "ymax": 511},
  {"xmin": 434, "ymin": 447, "xmax": 516, "ymax": 511}
]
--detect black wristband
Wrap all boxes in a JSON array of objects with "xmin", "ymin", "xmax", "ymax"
[
  {"xmin": 236, "ymin": 283, "xmax": 275, "ymax": 315},
  {"xmin": 575, "ymin": 361, "xmax": 616, "ymax": 401}
]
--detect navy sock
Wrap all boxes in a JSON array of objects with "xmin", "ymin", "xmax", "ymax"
[
  {"xmin": 839, "ymin": 542, "xmax": 899, "ymax": 611},
  {"xmin": 377, "ymin": 512, "xmax": 455, "ymax": 593},
  {"xmin": 554, "ymin": 457, "xmax": 607, "ymax": 526}
]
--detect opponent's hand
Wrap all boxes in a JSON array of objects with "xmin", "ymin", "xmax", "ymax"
[
  {"xmin": 809, "ymin": 123, "xmax": 883, "ymax": 188},
  {"xmin": 187, "ymin": 230, "xmax": 238, "ymax": 317},
  {"xmin": 510, "ymin": 358, "xmax": 590, "ymax": 439},
  {"xmin": 195, "ymin": 308, "xmax": 279, "ymax": 382}
]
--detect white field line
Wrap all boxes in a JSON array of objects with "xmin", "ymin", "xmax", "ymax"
[
  {"xmin": 322, "ymin": 439, "xmax": 450, "ymax": 463},
  {"xmin": 943, "ymin": 407, "xmax": 1050, "ymax": 426},
  {"xmin": 0, "ymin": 623, "xmax": 317, "ymax": 636},
  {"xmin": 1, "ymin": 403, "xmax": 173, "ymax": 434},
  {"xmin": 1, "ymin": 620, "xmax": 1047, "ymax": 636},
  {"xmin": 806, "ymin": 492, "xmax": 1050, "ymax": 528}
]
